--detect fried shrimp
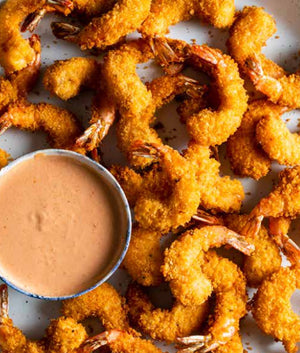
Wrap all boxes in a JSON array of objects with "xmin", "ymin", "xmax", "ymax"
[
  {"xmin": 154, "ymin": 39, "xmax": 248, "ymax": 146},
  {"xmin": 77, "ymin": 329, "xmax": 164, "ymax": 353},
  {"xmin": 228, "ymin": 6, "xmax": 300, "ymax": 109},
  {"xmin": 0, "ymin": 284, "xmax": 94, "ymax": 353},
  {"xmin": 176, "ymin": 250, "xmax": 247, "ymax": 353},
  {"xmin": 62, "ymin": 283, "xmax": 132, "ymax": 332},
  {"xmin": 44, "ymin": 57, "xmax": 115, "ymax": 153},
  {"xmin": 123, "ymin": 226, "xmax": 163, "ymax": 286},
  {"xmin": 0, "ymin": 0, "xmax": 72, "ymax": 74},
  {"xmin": 0, "ymin": 101, "xmax": 83, "ymax": 152},
  {"xmin": 132, "ymin": 142, "xmax": 201, "ymax": 233},
  {"xmin": 256, "ymin": 111, "xmax": 300, "ymax": 166},
  {"xmin": 252, "ymin": 267, "xmax": 300, "ymax": 353},
  {"xmin": 185, "ymin": 142, "xmax": 245, "ymax": 213},
  {"xmin": 51, "ymin": 0, "xmax": 151, "ymax": 50},
  {"xmin": 126, "ymin": 283, "xmax": 209, "ymax": 343},
  {"xmin": 140, "ymin": 0, "xmax": 235, "ymax": 37},
  {"xmin": 43, "ymin": 57, "xmax": 99, "ymax": 101},
  {"xmin": 71, "ymin": 0, "xmax": 117, "ymax": 18},
  {"xmin": 227, "ymin": 100, "xmax": 287, "ymax": 180},
  {"xmin": 224, "ymin": 214, "xmax": 281, "ymax": 287},
  {"xmin": 162, "ymin": 225, "xmax": 254, "ymax": 306}
]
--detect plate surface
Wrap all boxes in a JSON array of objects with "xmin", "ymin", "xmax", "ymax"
[{"xmin": 0, "ymin": 0, "xmax": 299, "ymax": 352}]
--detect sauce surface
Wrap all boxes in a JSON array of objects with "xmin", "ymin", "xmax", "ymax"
[{"xmin": 0, "ymin": 154, "xmax": 120, "ymax": 297}]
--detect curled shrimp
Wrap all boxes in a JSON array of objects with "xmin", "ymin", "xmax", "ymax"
[
  {"xmin": 256, "ymin": 110, "xmax": 300, "ymax": 166},
  {"xmin": 132, "ymin": 142, "xmax": 201, "ymax": 233},
  {"xmin": 140, "ymin": 0, "xmax": 235, "ymax": 37},
  {"xmin": 252, "ymin": 267, "xmax": 300, "ymax": 353},
  {"xmin": 77, "ymin": 329, "xmax": 164, "ymax": 353},
  {"xmin": 126, "ymin": 283, "xmax": 209, "ymax": 343},
  {"xmin": 0, "ymin": 0, "xmax": 72, "ymax": 74},
  {"xmin": 62, "ymin": 283, "xmax": 134, "ymax": 333},
  {"xmin": 228, "ymin": 6, "xmax": 300, "ymax": 109},
  {"xmin": 176, "ymin": 250, "xmax": 247, "ymax": 352},
  {"xmin": 44, "ymin": 57, "xmax": 116, "ymax": 153},
  {"xmin": 0, "ymin": 284, "xmax": 96, "ymax": 353},
  {"xmin": 0, "ymin": 101, "xmax": 83, "ymax": 152},
  {"xmin": 152, "ymin": 38, "xmax": 248, "ymax": 146},
  {"xmin": 51, "ymin": 0, "xmax": 151, "ymax": 50},
  {"xmin": 224, "ymin": 214, "xmax": 282, "ymax": 287},
  {"xmin": 162, "ymin": 225, "xmax": 254, "ymax": 306},
  {"xmin": 123, "ymin": 225, "xmax": 163, "ymax": 286},
  {"xmin": 227, "ymin": 100, "xmax": 287, "ymax": 180}
]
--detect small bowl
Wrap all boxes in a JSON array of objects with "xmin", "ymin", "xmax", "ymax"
[{"xmin": 0, "ymin": 149, "xmax": 132, "ymax": 300}]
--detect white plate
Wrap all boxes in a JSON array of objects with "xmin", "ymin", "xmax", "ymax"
[{"xmin": 0, "ymin": 0, "xmax": 299, "ymax": 352}]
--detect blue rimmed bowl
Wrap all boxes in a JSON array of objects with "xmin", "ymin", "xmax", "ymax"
[{"xmin": 0, "ymin": 149, "xmax": 132, "ymax": 300}]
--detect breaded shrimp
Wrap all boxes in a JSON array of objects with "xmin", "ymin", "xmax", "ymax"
[
  {"xmin": 43, "ymin": 57, "xmax": 99, "ymax": 100},
  {"xmin": 51, "ymin": 0, "xmax": 151, "ymax": 50},
  {"xmin": 0, "ymin": 101, "xmax": 83, "ymax": 152},
  {"xmin": 224, "ymin": 214, "xmax": 282, "ymax": 287},
  {"xmin": 123, "ymin": 226, "xmax": 163, "ymax": 286},
  {"xmin": 0, "ymin": 284, "xmax": 92, "ymax": 353},
  {"xmin": 227, "ymin": 100, "xmax": 287, "ymax": 180},
  {"xmin": 187, "ymin": 45, "xmax": 248, "ymax": 146},
  {"xmin": 256, "ymin": 112, "xmax": 300, "ymax": 166},
  {"xmin": 228, "ymin": 6, "xmax": 300, "ymax": 109},
  {"xmin": 176, "ymin": 251, "xmax": 247, "ymax": 353},
  {"xmin": 162, "ymin": 225, "xmax": 254, "ymax": 306},
  {"xmin": 154, "ymin": 39, "xmax": 248, "ymax": 146},
  {"xmin": 77, "ymin": 329, "xmax": 165, "ymax": 353},
  {"xmin": 140, "ymin": 0, "xmax": 235, "ymax": 37},
  {"xmin": 0, "ymin": 0, "xmax": 71, "ymax": 73},
  {"xmin": 71, "ymin": 0, "xmax": 116, "ymax": 17},
  {"xmin": 62, "ymin": 283, "xmax": 132, "ymax": 332},
  {"xmin": 126, "ymin": 283, "xmax": 209, "ymax": 343},
  {"xmin": 252, "ymin": 267, "xmax": 300, "ymax": 353},
  {"xmin": 132, "ymin": 142, "xmax": 201, "ymax": 233},
  {"xmin": 44, "ymin": 57, "xmax": 115, "ymax": 153},
  {"xmin": 185, "ymin": 142, "xmax": 245, "ymax": 213}
]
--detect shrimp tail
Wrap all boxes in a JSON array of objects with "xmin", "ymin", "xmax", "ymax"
[
  {"xmin": 0, "ymin": 113, "xmax": 13, "ymax": 135},
  {"xmin": 51, "ymin": 22, "xmax": 81, "ymax": 40},
  {"xmin": 78, "ymin": 330, "xmax": 123, "ymax": 353},
  {"xmin": 192, "ymin": 209, "xmax": 223, "ymax": 225}
]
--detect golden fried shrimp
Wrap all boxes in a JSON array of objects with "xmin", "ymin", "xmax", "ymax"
[
  {"xmin": 0, "ymin": 101, "xmax": 83, "ymax": 152},
  {"xmin": 224, "ymin": 214, "xmax": 282, "ymax": 287},
  {"xmin": 0, "ymin": 0, "xmax": 72, "ymax": 73},
  {"xmin": 0, "ymin": 284, "xmax": 92, "ymax": 353},
  {"xmin": 176, "ymin": 251, "xmax": 247, "ymax": 352},
  {"xmin": 132, "ymin": 142, "xmax": 201, "ymax": 233},
  {"xmin": 0, "ymin": 34, "xmax": 41, "ymax": 115},
  {"xmin": 228, "ymin": 6, "xmax": 300, "ymax": 109},
  {"xmin": 185, "ymin": 142, "xmax": 245, "ymax": 213},
  {"xmin": 123, "ymin": 226, "xmax": 163, "ymax": 286},
  {"xmin": 51, "ymin": 0, "xmax": 151, "ymax": 50},
  {"xmin": 43, "ymin": 57, "xmax": 99, "ymax": 100},
  {"xmin": 44, "ymin": 57, "xmax": 116, "ymax": 153},
  {"xmin": 227, "ymin": 6, "xmax": 285, "ymax": 80},
  {"xmin": 187, "ymin": 45, "xmax": 248, "ymax": 146},
  {"xmin": 77, "ymin": 329, "xmax": 164, "ymax": 353},
  {"xmin": 256, "ymin": 112, "xmax": 300, "ymax": 166},
  {"xmin": 0, "ymin": 149, "xmax": 11, "ymax": 169},
  {"xmin": 155, "ymin": 39, "xmax": 248, "ymax": 146},
  {"xmin": 126, "ymin": 283, "xmax": 209, "ymax": 343},
  {"xmin": 140, "ymin": 0, "xmax": 235, "ymax": 37},
  {"xmin": 252, "ymin": 267, "xmax": 300, "ymax": 353},
  {"xmin": 162, "ymin": 225, "xmax": 254, "ymax": 306},
  {"xmin": 227, "ymin": 100, "xmax": 287, "ymax": 180},
  {"xmin": 62, "ymin": 283, "xmax": 132, "ymax": 332},
  {"xmin": 212, "ymin": 333, "xmax": 243, "ymax": 353}
]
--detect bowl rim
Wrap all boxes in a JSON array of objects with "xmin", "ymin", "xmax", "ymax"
[{"xmin": 0, "ymin": 149, "xmax": 132, "ymax": 301}]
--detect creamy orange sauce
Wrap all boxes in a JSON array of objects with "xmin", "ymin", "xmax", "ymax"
[{"xmin": 0, "ymin": 154, "xmax": 121, "ymax": 297}]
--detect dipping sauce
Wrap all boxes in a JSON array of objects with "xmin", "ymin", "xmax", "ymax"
[{"xmin": 0, "ymin": 153, "xmax": 122, "ymax": 297}]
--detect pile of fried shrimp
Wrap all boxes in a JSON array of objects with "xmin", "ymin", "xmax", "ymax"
[{"xmin": 0, "ymin": 0, "xmax": 300, "ymax": 352}]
